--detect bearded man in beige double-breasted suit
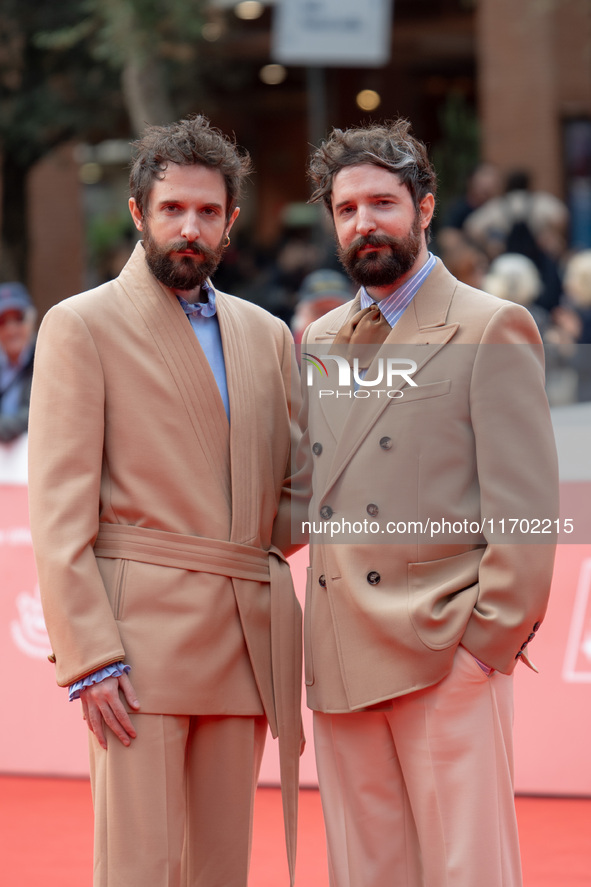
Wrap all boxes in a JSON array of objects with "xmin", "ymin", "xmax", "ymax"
[
  {"xmin": 28, "ymin": 116, "xmax": 302, "ymax": 887},
  {"xmin": 296, "ymin": 120, "xmax": 559, "ymax": 887}
]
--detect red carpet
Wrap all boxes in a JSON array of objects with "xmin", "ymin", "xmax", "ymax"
[{"xmin": 1, "ymin": 776, "xmax": 590, "ymax": 886}]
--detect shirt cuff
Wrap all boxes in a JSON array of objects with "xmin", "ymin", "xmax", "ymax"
[{"xmin": 69, "ymin": 662, "xmax": 131, "ymax": 701}]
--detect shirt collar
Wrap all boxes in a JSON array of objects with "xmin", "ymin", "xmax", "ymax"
[
  {"xmin": 359, "ymin": 252, "xmax": 437, "ymax": 328},
  {"xmin": 176, "ymin": 281, "xmax": 217, "ymax": 319}
]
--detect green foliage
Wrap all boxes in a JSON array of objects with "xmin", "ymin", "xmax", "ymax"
[
  {"xmin": 0, "ymin": 0, "xmax": 210, "ymax": 166},
  {"xmin": 86, "ymin": 209, "xmax": 135, "ymax": 262},
  {"xmin": 0, "ymin": 0, "xmax": 210, "ymax": 278},
  {"xmin": 430, "ymin": 91, "xmax": 481, "ymax": 226},
  {"xmin": 0, "ymin": 0, "xmax": 124, "ymax": 167},
  {"xmin": 91, "ymin": 0, "xmax": 207, "ymax": 67}
]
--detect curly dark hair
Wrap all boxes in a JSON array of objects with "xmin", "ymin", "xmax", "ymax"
[
  {"xmin": 129, "ymin": 115, "xmax": 252, "ymax": 221},
  {"xmin": 308, "ymin": 118, "xmax": 437, "ymax": 218}
]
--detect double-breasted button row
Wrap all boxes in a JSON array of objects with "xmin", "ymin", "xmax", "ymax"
[
  {"xmin": 320, "ymin": 572, "xmax": 381, "ymax": 587},
  {"xmin": 314, "ymin": 437, "xmax": 393, "ymax": 453},
  {"xmin": 321, "ymin": 504, "xmax": 380, "ymax": 519}
]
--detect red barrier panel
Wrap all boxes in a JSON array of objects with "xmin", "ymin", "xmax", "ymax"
[
  {"xmin": 514, "ymin": 543, "xmax": 591, "ymax": 795},
  {"xmin": 0, "ymin": 482, "xmax": 89, "ymax": 776},
  {"xmin": 2, "ymin": 438, "xmax": 591, "ymax": 794}
]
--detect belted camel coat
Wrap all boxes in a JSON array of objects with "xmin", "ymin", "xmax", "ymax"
[{"xmin": 28, "ymin": 242, "xmax": 302, "ymax": 877}]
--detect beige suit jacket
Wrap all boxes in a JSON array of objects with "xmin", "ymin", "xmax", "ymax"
[
  {"xmin": 299, "ymin": 259, "xmax": 559, "ymax": 713},
  {"xmin": 28, "ymin": 241, "xmax": 303, "ymax": 718}
]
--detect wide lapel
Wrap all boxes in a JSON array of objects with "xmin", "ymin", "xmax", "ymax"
[
  {"xmin": 118, "ymin": 244, "xmax": 232, "ymax": 507},
  {"xmin": 323, "ymin": 260, "xmax": 461, "ymax": 497},
  {"xmin": 215, "ymin": 290, "xmax": 261, "ymax": 544},
  {"xmin": 306, "ymin": 297, "xmax": 361, "ymax": 439}
]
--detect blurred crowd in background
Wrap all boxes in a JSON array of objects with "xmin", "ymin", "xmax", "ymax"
[
  {"xmin": 2, "ymin": 0, "xmax": 590, "ymax": 440},
  {"xmin": 213, "ymin": 160, "xmax": 591, "ymax": 409},
  {"xmin": 436, "ymin": 163, "xmax": 591, "ymax": 407},
  {"xmin": 2, "ymin": 158, "xmax": 591, "ymax": 445},
  {"xmin": 0, "ymin": 282, "xmax": 36, "ymax": 444}
]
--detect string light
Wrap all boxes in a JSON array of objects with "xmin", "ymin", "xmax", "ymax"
[
  {"xmin": 235, "ymin": 1, "xmax": 264, "ymax": 20},
  {"xmin": 356, "ymin": 89, "xmax": 381, "ymax": 111},
  {"xmin": 259, "ymin": 64, "xmax": 287, "ymax": 85}
]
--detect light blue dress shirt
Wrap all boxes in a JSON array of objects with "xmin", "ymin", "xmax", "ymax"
[{"xmin": 177, "ymin": 283, "xmax": 230, "ymax": 420}]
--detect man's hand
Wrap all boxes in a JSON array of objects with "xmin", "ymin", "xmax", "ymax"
[{"xmin": 80, "ymin": 673, "xmax": 140, "ymax": 749}]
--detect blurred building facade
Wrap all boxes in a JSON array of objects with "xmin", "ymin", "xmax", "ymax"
[{"xmin": 15, "ymin": 0, "xmax": 591, "ymax": 313}]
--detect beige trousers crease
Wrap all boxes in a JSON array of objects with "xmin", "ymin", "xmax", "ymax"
[
  {"xmin": 89, "ymin": 712, "xmax": 267, "ymax": 887},
  {"xmin": 313, "ymin": 645, "xmax": 522, "ymax": 887}
]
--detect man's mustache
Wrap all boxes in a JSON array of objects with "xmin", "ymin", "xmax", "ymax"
[
  {"xmin": 168, "ymin": 241, "xmax": 217, "ymax": 259},
  {"xmin": 341, "ymin": 234, "xmax": 395, "ymax": 262},
  {"xmin": 351, "ymin": 234, "xmax": 395, "ymax": 252}
]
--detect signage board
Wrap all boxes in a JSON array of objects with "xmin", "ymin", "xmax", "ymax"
[{"xmin": 272, "ymin": 0, "xmax": 393, "ymax": 67}]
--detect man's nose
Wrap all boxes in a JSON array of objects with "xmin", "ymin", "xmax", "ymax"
[
  {"xmin": 181, "ymin": 211, "xmax": 200, "ymax": 242},
  {"xmin": 356, "ymin": 208, "xmax": 376, "ymax": 237}
]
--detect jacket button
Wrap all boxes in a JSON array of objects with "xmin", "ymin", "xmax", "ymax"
[
  {"xmin": 528, "ymin": 632, "xmax": 536, "ymax": 642},
  {"xmin": 366, "ymin": 503, "xmax": 379, "ymax": 517},
  {"xmin": 521, "ymin": 641, "xmax": 529, "ymax": 651},
  {"xmin": 320, "ymin": 505, "xmax": 333, "ymax": 519},
  {"xmin": 48, "ymin": 653, "xmax": 56, "ymax": 663},
  {"xmin": 367, "ymin": 571, "xmax": 381, "ymax": 585},
  {"xmin": 379, "ymin": 436, "xmax": 392, "ymax": 450},
  {"xmin": 319, "ymin": 574, "xmax": 327, "ymax": 588},
  {"xmin": 312, "ymin": 442, "xmax": 323, "ymax": 456},
  {"xmin": 515, "ymin": 650, "xmax": 523, "ymax": 659},
  {"xmin": 533, "ymin": 622, "xmax": 541, "ymax": 632}
]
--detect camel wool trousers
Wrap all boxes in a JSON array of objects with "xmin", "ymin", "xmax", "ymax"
[
  {"xmin": 313, "ymin": 645, "xmax": 522, "ymax": 887},
  {"xmin": 89, "ymin": 712, "xmax": 267, "ymax": 887}
]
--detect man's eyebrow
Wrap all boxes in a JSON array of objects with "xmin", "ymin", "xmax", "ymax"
[
  {"xmin": 156, "ymin": 198, "xmax": 225, "ymax": 209},
  {"xmin": 334, "ymin": 192, "xmax": 397, "ymax": 211}
]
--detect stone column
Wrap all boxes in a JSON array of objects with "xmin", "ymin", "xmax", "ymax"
[{"xmin": 476, "ymin": 0, "xmax": 563, "ymax": 195}]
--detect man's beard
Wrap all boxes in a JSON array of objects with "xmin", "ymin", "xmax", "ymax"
[
  {"xmin": 142, "ymin": 223, "xmax": 225, "ymax": 291},
  {"xmin": 337, "ymin": 213, "xmax": 423, "ymax": 289}
]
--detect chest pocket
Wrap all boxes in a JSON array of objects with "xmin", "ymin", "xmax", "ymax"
[{"xmin": 393, "ymin": 378, "xmax": 451, "ymax": 404}]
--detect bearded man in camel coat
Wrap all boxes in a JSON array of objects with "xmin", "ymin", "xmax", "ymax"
[
  {"xmin": 28, "ymin": 116, "xmax": 302, "ymax": 887},
  {"xmin": 295, "ymin": 119, "xmax": 559, "ymax": 887}
]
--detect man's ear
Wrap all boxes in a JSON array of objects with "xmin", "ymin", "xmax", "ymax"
[
  {"xmin": 418, "ymin": 193, "xmax": 435, "ymax": 231},
  {"xmin": 225, "ymin": 205, "xmax": 240, "ymax": 238},
  {"xmin": 129, "ymin": 198, "xmax": 144, "ymax": 233}
]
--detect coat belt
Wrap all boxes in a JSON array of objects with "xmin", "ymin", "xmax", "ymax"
[
  {"xmin": 94, "ymin": 522, "xmax": 272, "ymax": 580},
  {"xmin": 94, "ymin": 522, "xmax": 302, "ymax": 887}
]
